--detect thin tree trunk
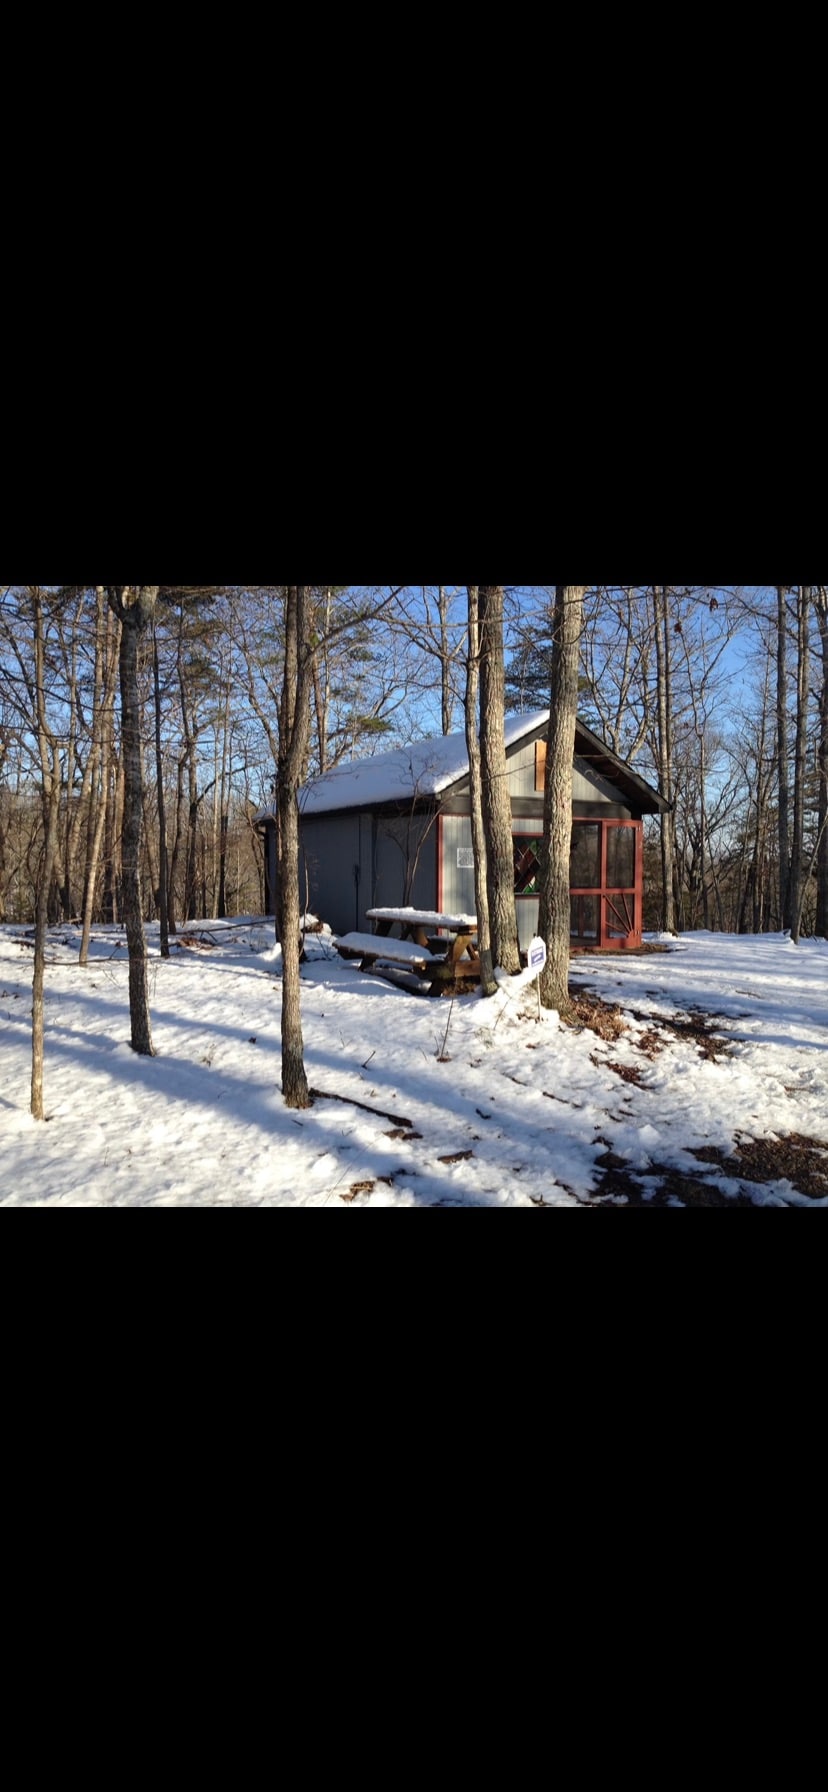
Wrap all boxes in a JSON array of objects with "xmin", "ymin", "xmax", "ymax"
[
  {"xmin": 32, "ymin": 749, "xmax": 61, "ymax": 1119},
  {"xmin": 654, "ymin": 585, "xmax": 677, "ymax": 933},
  {"xmin": 80, "ymin": 604, "xmax": 120, "ymax": 965},
  {"xmin": 217, "ymin": 695, "xmax": 230, "ymax": 920},
  {"xmin": 777, "ymin": 584, "xmax": 792, "ymax": 929},
  {"xmin": 479, "ymin": 584, "xmax": 521, "ymax": 973},
  {"xmin": 465, "ymin": 588, "xmax": 496, "ymax": 996},
  {"xmin": 790, "ymin": 585, "xmax": 810, "ymax": 943},
  {"xmin": 105, "ymin": 586, "xmax": 158, "ymax": 1055},
  {"xmin": 168, "ymin": 754, "xmax": 187, "ymax": 936},
  {"xmin": 538, "ymin": 587, "xmax": 585, "ymax": 1014},
  {"xmin": 0, "ymin": 728, "xmax": 9, "ymax": 923},
  {"xmin": 152, "ymin": 626, "xmax": 171, "ymax": 957},
  {"xmin": 816, "ymin": 588, "xmax": 828, "ymax": 939},
  {"xmin": 31, "ymin": 588, "xmax": 62, "ymax": 1119},
  {"xmin": 439, "ymin": 585, "xmax": 453, "ymax": 735},
  {"xmin": 59, "ymin": 608, "xmax": 79, "ymax": 920},
  {"xmin": 278, "ymin": 585, "xmax": 314, "ymax": 1109},
  {"xmin": 102, "ymin": 750, "xmax": 122, "ymax": 925}
]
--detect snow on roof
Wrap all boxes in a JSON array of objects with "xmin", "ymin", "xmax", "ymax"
[{"xmin": 256, "ymin": 712, "xmax": 550, "ymax": 820}]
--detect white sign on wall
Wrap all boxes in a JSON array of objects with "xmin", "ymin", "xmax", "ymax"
[{"xmin": 457, "ymin": 848, "xmax": 474, "ymax": 869}]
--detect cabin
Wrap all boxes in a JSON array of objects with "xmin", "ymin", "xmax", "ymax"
[{"xmin": 257, "ymin": 711, "xmax": 670, "ymax": 953}]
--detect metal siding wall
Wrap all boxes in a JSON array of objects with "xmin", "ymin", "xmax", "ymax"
[
  {"xmin": 412, "ymin": 825, "xmax": 438, "ymax": 912},
  {"xmin": 359, "ymin": 816, "xmax": 373, "ymax": 930},
  {"xmin": 299, "ymin": 815, "xmax": 361, "ymax": 935},
  {"xmin": 441, "ymin": 815, "xmax": 477, "ymax": 915},
  {"xmin": 508, "ymin": 740, "xmax": 540, "ymax": 799},
  {"xmin": 442, "ymin": 813, "xmax": 536, "ymax": 945},
  {"xmin": 572, "ymin": 756, "xmax": 625, "ymax": 804},
  {"xmin": 374, "ymin": 816, "xmax": 438, "ymax": 911},
  {"xmin": 509, "ymin": 741, "xmax": 626, "ymax": 806},
  {"xmin": 516, "ymin": 899, "xmax": 540, "ymax": 952}
]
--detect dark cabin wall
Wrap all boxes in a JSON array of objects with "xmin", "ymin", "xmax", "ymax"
[
  {"xmin": 264, "ymin": 810, "xmax": 439, "ymax": 934},
  {"xmin": 374, "ymin": 815, "xmax": 437, "ymax": 914},
  {"xmin": 298, "ymin": 814, "xmax": 362, "ymax": 934}
]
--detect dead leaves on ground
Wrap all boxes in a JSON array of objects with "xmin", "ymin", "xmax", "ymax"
[
  {"xmin": 570, "ymin": 986, "xmax": 731, "ymax": 1062},
  {"xmin": 591, "ymin": 1132, "xmax": 828, "ymax": 1207}
]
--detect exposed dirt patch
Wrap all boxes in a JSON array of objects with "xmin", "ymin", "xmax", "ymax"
[
  {"xmin": 692, "ymin": 1134, "xmax": 828, "ymax": 1202},
  {"xmin": 570, "ymin": 943, "xmax": 673, "ymax": 957},
  {"xmin": 591, "ymin": 1154, "xmax": 754, "ymax": 1207},
  {"xmin": 568, "ymin": 990, "xmax": 627, "ymax": 1040},
  {"xmin": 590, "ymin": 1053, "xmax": 647, "ymax": 1086},
  {"xmin": 574, "ymin": 984, "xmax": 733, "ymax": 1062},
  {"xmin": 588, "ymin": 1131, "xmax": 828, "ymax": 1207}
]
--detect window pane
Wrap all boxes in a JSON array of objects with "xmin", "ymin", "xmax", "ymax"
[
  {"xmin": 606, "ymin": 826, "xmax": 635, "ymax": 890},
  {"xmin": 570, "ymin": 823, "xmax": 600, "ymax": 889},
  {"xmin": 570, "ymin": 895, "xmax": 599, "ymax": 939},
  {"xmin": 513, "ymin": 836, "xmax": 542, "ymax": 896}
]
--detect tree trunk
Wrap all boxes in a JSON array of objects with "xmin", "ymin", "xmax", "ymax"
[
  {"xmin": 0, "ymin": 728, "xmax": 8, "ymax": 923},
  {"xmin": 777, "ymin": 585, "xmax": 792, "ymax": 929},
  {"xmin": 105, "ymin": 586, "xmax": 159, "ymax": 1055},
  {"xmin": 80, "ymin": 604, "xmax": 120, "ymax": 966},
  {"xmin": 654, "ymin": 585, "xmax": 677, "ymax": 933},
  {"xmin": 31, "ymin": 749, "xmax": 61, "ymax": 1119},
  {"xmin": 102, "ymin": 751, "xmax": 123, "ymax": 925},
  {"xmin": 278, "ymin": 585, "xmax": 314, "ymax": 1109},
  {"xmin": 167, "ymin": 754, "xmax": 187, "ymax": 936},
  {"xmin": 816, "ymin": 588, "xmax": 828, "ymax": 939},
  {"xmin": 31, "ymin": 588, "xmax": 62, "ymax": 1119},
  {"xmin": 790, "ymin": 585, "xmax": 810, "ymax": 943},
  {"xmin": 479, "ymin": 585, "xmax": 521, "ymax": 973},
  {"xmin": 538, "ymin": 587, "xmax": 585, "ymax": 1014},
  {"xmin": 153, "ymin": 625, "xmax": 171, "ymax": 958},
  {"xmin": 465, "ymin": 588, "xmax": 496, "ymax": 996},
  {"xmin": 439, "ymin": 585, "xmax": 454, "ymax": 735}
]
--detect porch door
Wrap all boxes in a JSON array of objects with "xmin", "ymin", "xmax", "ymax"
[
  {"xmin": 569, "ymin": 822, "xmax": 601, "ymax": 944},
  {"xmin": 569, "ymin": 820, "xmax": 642, "ymax": 948},
  {"xmin": 601, "ymin": 822, "xmax": 642, "ymax": 947}
]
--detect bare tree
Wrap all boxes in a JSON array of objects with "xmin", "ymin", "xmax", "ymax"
[
  {"xmin": 0, "ymin": 718, "xmax": 9, "ymax": 923},
  {"xmin": 464, "ymin": 588, "xmax": 496, "ymax": 996},
  {"xmin": 277, "ymin": 585, "xmax": 315, "ymax": 1108},
  {"xmin": 79, "ymin": 591, "xmax": 120, "ymax": 965},
  {"xmin": 776, "ymin": 584, "xmax": 793, "ymax": 929},
  {"xmin": 104, "ymin": 585, "xmax": 159, "ymax": 1056},
  {"xmin": 479, "ymin": 585, "xmax": 521, "ymax": 973},
  {"xmin": 30, "ymin": 589, "xmax": 62, "ymax": 1119},
  {"xmin": 790, "ymin": 585, "xmax": 811, "ymax": 943},
  {"xmin": 538, "ymin": 587, "xmax": 585, "ymax": 1015},
  {"xmin": 816, "ymin": 586, "xmax": 828, "ymax": 939},
  {"xmin": 653, "ymin": 585, "xmax": 677, "ymax": 934}
]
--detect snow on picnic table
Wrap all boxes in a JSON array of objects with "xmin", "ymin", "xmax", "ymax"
[
  {"xmin": 1, "ymin": 923, "xmax": 827, "ymax": 1207},
  {"xmin": 366, "ymin": 908, "xmax": 478, "ymax": 930}
]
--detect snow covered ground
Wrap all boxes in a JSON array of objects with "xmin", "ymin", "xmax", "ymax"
[{"xmin": 2, "ymin": 920, "xmax": 827, "ymax": 1206}]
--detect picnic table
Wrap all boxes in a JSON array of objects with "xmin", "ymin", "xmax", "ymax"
[
  {"xmin": 335, "ymin": 907, "xmax": 481, "ymax": 995},
  {"xmin": 369, "ymin": 907, "xmax": 480, "ymax": 987}
]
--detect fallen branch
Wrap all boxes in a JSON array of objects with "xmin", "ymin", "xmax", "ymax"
[{"xmin": 309, "ymin": 1087, "xmax": 415, "ymax": 1128}]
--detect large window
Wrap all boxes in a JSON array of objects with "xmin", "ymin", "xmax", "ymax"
[
  {"xmin": 606, "ymin": 824, "xmax": 635, "ymax": 891},
  {"xmin": 569, "ymin": 822, "xmax": 601, "ymax": 889},
  {"xmin": 513, "ymin": 820, "xmax": 641, "ymax": 949}
]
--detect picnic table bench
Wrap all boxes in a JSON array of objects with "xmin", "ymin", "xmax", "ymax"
[{"xmin": 333, "ymin": 932, "xmax": 442, "ymax": 973}]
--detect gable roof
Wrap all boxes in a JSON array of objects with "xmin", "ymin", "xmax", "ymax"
[{"xmin": 257, "ymin": 712, "xmax": 669, "ymax": 821}]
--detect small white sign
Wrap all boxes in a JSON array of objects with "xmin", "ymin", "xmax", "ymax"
[
  {"xmin": 457, "ymin": 848, "xmax": 474, "ymax": 869},
  {"xmin": 528, "ymin": 936, "xmax": 547, "ymax": 974}
]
